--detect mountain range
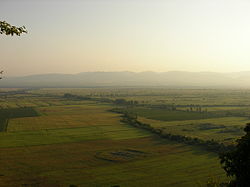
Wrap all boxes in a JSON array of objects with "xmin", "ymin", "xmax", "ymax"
[{"xmin": 1, "ymin": 71, "xmax": 250, "ymax": 88}]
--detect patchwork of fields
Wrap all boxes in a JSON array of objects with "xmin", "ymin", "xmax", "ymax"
[{"xmin": 0, "ymin": 89, "xmax": 231, "ymax": 186}]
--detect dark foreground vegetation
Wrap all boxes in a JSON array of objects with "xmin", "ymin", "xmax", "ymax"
[{"xmin": 220, "ymin": 123, "xmax": 250, "ymax": 187}]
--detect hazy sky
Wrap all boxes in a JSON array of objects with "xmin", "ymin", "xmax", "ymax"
[{"xmin": 1, "ymin": 0, "xmax": 250, "ymax": 76}]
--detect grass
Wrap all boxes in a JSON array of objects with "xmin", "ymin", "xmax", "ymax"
[
  {"xmin": 0, "ymin": 107, "xmax": 39, "ymax": 132},
  {"xmin": 138, "ymin": 116, "xmax": 249, "ymax": 144},
  {"xmin": 29, "ymin": 88, "xmax": 250, "ymax": 105},
  {"xmin": 0, "ymin": 137, "xmax": 226, "ymax": 187},
  {"xmin": 8, "ymin": 104, "xmax": 116, "ymax": 132},
  {"xmin": 0, "ymin": 89, "xmax": 234, "ymax": 186},
  {"xmin": 127, "ymin": 107, "xmax": 214, "ymax": 121},
  {"xmin": 2, "ymin": 102, "xmax": 151, "ymax": 147},
  {"xmin": 0, "ymin": 125, "xmax": 151, "ymax": 148}
]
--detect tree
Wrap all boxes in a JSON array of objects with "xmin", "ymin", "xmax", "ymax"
[
  {"xmin": 219, "ymin": 123, "xmax": 250, "ymax": 187},
  {"xmin": 0, "ymin": 21, "xmax": 27, "ymax": 36}
]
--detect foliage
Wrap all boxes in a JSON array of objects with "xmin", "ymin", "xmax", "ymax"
[
  {"xmin": 205, "ymin": 176, "xmax": 229, "ymax": 187},
  {"xmin": 0, "ymin": 21, "xmax": 27, "ymax": 36},
  {"xmin": 0, "ymin": 71, "xmax": 3, "ymax": 79},
  {"xmin": 219, "ymin": 123, "xmax": 250, "ymax": 187}
]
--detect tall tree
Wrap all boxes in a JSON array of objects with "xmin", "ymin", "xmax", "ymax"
[{"xmin": 219, "ymin": 123, "xmax": 250, "ymax": 187}]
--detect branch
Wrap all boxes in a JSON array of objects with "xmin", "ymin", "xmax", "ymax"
[
  {"xmin": 0, "ymin": 71, "xmax": 3, "ymax": 79},
  {"xmin": 0, "ymin": 21, "xmax": 27, "ymax": 36}
]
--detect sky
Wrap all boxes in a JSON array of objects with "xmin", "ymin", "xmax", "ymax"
[{"xmin": 1, "ymin": 0, "xmax": 250, "ymax": 76}]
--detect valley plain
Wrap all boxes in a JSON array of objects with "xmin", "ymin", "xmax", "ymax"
[{"xmin": 1, "ymin": 88, "xmax": 249, "ymax": 186}]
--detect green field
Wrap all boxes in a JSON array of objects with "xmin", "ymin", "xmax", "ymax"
[
  {"xmin": 29, "ymin": 88, "xmax": 250, "ymax": 105},
  {"xmin": 0, "ymin": 89, "xmax": 230, "ymax": 187},
  {"xmin": 126, "ymin": 107, "xmax": 215, "ymax": 121},
  {"xmin": 0, "ymin": 137, "xmax": 226, "ymax": 187},
  {"xmin": 138, "ymin": 116, "xmax": 248, "ymax": 145}
]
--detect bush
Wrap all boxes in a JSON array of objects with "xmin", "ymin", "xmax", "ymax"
[{"xmin": 219, "ymin": 123, "xmax": 250, "ymax": 187}]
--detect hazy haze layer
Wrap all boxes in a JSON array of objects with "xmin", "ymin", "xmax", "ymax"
[{"xmin": 2, "ymin": 71, "xmax": 250, "ymax": 88}]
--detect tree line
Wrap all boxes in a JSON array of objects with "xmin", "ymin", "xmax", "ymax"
[
  {"xmin": 112, "ymin": 108, "xmax": 234, "ymax": 154},
  {"xmin": 63, "ymin": 93, "xmax": 139, "ymax": 106}
]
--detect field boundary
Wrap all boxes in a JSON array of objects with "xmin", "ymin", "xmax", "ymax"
[
  {"xmin": 111, "ymin": 109, "xmax": 235, "ymax": 154},
  {"xmin": 0, "ymin": 107, "xmax": 39, "ymax": 132},
  {"xmin": 0, "ymin": 119, "xmax": 8, "ymax": 132}
]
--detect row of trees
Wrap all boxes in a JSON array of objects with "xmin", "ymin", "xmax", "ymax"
[
  {"xmin": 119, "ymin": 111, "xmax": 234, "ymax": 153},
  {"xmin": 64, "ymin": 93, "xmax": 212, "ymax": 112},
  {"xmin": 63, "ymin": 93, "xmax": 139, "ymax": 106}
]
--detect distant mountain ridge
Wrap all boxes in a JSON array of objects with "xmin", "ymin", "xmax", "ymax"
[{"xmin": 1, "ymin": 71, "xmax": 250, "ymax": 88}]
